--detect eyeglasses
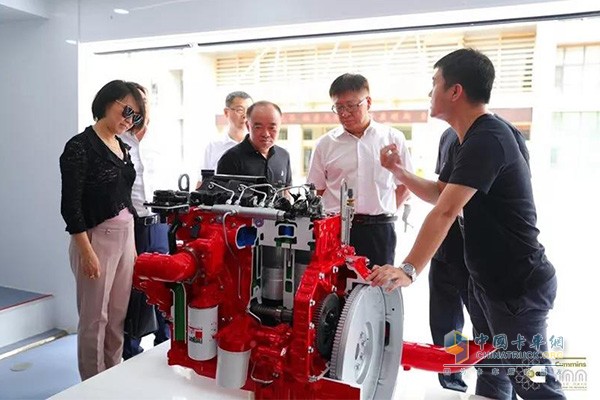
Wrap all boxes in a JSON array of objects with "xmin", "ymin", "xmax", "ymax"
[
  {"xmin": 227, "ymin": 107, "xmax": 247, "ymax": 116},
  {"xmin": 115, "ymin": 100, "xmax": 143, "ymax": 126},
  {"xmin": 331, "ymin": 98, "xmax": 367, "ymax": 114}
]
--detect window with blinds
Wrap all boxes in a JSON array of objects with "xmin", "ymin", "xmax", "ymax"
[{"xmin": 215, "ymin": 27, "xmax": 536, "ymax": 97}]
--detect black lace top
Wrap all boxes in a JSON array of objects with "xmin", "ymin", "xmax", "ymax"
[{"xmin": 60, "ymin": 126, "xmax": 136, "ymax": 234}]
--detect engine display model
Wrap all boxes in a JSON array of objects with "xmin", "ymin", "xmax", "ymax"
[{"xmin": 134, "ymin": 173, "xmax": 492, "ymax": 399}]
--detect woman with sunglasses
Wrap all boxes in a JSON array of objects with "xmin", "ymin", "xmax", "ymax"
[{"xmin": 60, "ymin": 80, "xmax": 146, "ymax": 380}]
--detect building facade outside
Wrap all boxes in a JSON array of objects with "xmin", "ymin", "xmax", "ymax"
[{"xmin": 81, "ymin": 17, "xmax": 600, "ymax": 190}]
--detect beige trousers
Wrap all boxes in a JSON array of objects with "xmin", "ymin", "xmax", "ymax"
[{"xmin": 69, "ymin": 214, "xmax": 135, "ymax": 381}]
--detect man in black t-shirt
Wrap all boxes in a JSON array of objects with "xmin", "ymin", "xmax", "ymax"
[
  {"xmin": 369, "ymin": 49, "xmax": 565, "ymax": 400},
  {"xmin": 216, "ymin": 101, "xmax": 292, "ymax": 188},
  {"xmin": 429, "ymin": 128, "xmax": 470, "ymax": 392}
]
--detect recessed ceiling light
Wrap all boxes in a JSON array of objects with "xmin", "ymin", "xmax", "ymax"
[
  {"xmin": 65, "ymin": 39, "xmax": 78, "ymax": 45},
  {"xmin": 113, "ymin": 8, "xmax": 130, "ymax": 15}
]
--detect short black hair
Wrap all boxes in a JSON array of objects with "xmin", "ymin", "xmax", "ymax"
[
  {"xmin": 130, "ymin": 81, "xmax": 147, "ymax": 96},
  {"xmin": 91, "ymin": 80, "xmax": 147, "ymax": 123},
  {"xmin": 247, "ymin": 101, "xmax": 282, "ymax": 119},
  {"xmin": 329, "ymin": 73, "xmax": 370, "ymax": 97},
  {"xmin": 434, "ymin": 48, "xmax": 495, "ymax": 104},
  {"xmin": 225, "ymin": 91, "xmax": 252, "ymax": 108}
]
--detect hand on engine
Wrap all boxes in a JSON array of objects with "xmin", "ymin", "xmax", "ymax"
[{"xmin": 367, "ymin": 264, "xmax": 412, "ymax": 291}]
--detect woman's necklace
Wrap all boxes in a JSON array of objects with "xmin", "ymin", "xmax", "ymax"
[{"xmin": 94, "ymin": 124, "xmax": 123, "ymax": 158}]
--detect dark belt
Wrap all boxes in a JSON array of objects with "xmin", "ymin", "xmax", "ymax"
[
  {"xmin": 135, "ymin": 214, "xmax": 160, "ymax": 226},
  {"xmin": 352, "ymin": 214, "xmax": 397, "ymax": 225}
]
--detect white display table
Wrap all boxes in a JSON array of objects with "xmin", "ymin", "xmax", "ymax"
[
  {"xmin": 49, "ymin": 342, "xmax": 250, "ymax": 400},
  {"xmin": 50, "ymin": 341, "xmax": 496, "ymax": 400}
]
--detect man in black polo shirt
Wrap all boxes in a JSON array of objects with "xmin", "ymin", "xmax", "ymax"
[
  {"xmin": 429, "ymin": 127, "xmax": 470, "ymax": 393},
  {"xmin": 369, "ymin": 49, "xmax": 565, "ymax": 399},
  {"xmin": 216, "ymin": 100, "xmax": 291, "ymax": 188}
]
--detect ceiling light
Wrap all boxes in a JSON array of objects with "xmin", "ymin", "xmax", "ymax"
[
  {"xmin": 65, "ymin": 39, "xmax": 78, "ymax": 45},
  {"xmin": 113, "ymin": 8, "xmax": 130, "ymax": 15}
]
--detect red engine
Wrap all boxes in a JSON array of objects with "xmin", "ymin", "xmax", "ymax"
[{"xmin": 134, "ymin": 174, "xmax": 492, "ymax": 399}]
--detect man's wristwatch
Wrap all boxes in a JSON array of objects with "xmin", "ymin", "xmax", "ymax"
[{"xmin": 400, "ymin": 262, "xmax": 417, "ymax": 283}]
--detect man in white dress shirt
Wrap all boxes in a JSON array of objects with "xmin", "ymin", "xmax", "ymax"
[
  {"xmin": 307, "ymin": 73, "xmax": 413, "ymax": 266},
  {"xmin": 196, "ymin": 91, "xmax": 253, "ymax": 188},
  {"xmin": 119, "ymin": 115, "xmax": 170, "ymax": 359}
]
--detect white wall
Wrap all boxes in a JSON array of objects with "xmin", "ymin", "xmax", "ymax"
[
  {"xmin": 77, "ymin": 0, "xmax": 576, "ymax": 44},
  {"xmin": 0, "ymin": 0, "xmax": 597, "ymax": 332},
  {"xmin": 0, "ymin": 0, "xmax": 78, "ymax": 329},
  {"xmin": 0, "ymin": 0, "xmax": 49, "ymax": 19}
]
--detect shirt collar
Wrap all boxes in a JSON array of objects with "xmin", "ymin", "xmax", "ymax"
[
  {"xmin": 239, "ymin": 134, "xmax": 255, "ymax": 154},
  {"xmin": 463, "ymin": 113, "xmax": 492, "ymax": 143},
  {"xmin": 333, "ymin": 119, "xmax": 375, "ymax": 139},
  {"xmin": 85, "ymin": 126, "xmax": 131, "ymax": 166},
  {"xmin": 118, "ymin": 131, "xmax": 138, "ymax": 150},
  {"xmin": 240, "ymin": 134, "xmax": 276, "ymax": 157},
  {"xmin": 223, "ymin": 133, "xmax": 243, "ymax": 144}
]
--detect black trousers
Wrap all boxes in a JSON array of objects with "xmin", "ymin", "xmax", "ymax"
[
  {"xmin": 123, "ymin": 222, "xmax": 170, "ymax": 360},
  {"xmin": 429, "ymin": 257, "xmax": 470, "ymax": 386},
  {"xmin": 429, "ymin": 257, "xmax": 470, "ymax": 346},
  {"xmin": 469, "ymin": 276, "xmax": 565, "ymax": 399},
  {"xmin": 349, "ymin": 222, "xmax": 396, "ymax": 267}
]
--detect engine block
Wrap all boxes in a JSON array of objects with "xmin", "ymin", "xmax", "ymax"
[{"xmin": 133, "ymin": 173, "xmax": 493, "ymax": 399}]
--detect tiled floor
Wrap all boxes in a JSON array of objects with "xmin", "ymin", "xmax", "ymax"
[
  {"xmin": 0, "ymin": 334, "xmax": 79, "ymax": 399},
  {"xmin": 0, "ymin": 333, "xmax": 159, "ymax": 400}
]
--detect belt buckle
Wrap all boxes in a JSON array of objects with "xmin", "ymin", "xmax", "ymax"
[
  {"xmin": 353, "ymin": 214, "xmax": 395, "ymax": 225},
  {"xmin": 383, "ymin": 214, "xmax": 397, "ymax": 223},
  {"xmin": 352, "ymin": 214, "xmax": 368, "ymax": 224},
  {"xmin": 144, "ymin": 215, "xmax": 158, "ymax": 226}
]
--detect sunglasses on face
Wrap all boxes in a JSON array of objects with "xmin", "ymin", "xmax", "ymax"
[{"xmin": 115, "ymin": 100, "xmax": 143, "ymax": 126}]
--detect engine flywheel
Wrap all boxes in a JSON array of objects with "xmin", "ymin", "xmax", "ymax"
[
  {"xmin": 313, "ymin": 293, "xmax": 341, "ymax": 358},
  {"xmin": 330, "ymin": 284, "xmax": 404, "ymax": 400}
]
